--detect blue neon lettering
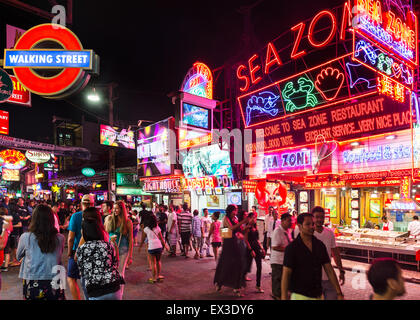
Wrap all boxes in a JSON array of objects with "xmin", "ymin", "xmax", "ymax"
[{"xmin": 343, "ymin": 145, "xmax": 411, "ymax": 164}]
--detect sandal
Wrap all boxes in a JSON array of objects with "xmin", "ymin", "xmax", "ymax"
[
  {"xmin": 233, "ymin": 289, "xmax": 244, "ymax": 297},
  {"xmin": 157, "ymin": 275, "xmax": 165, "ymax": 280},
  {"xmin": 147, "ymin": 278, "xmax": 157, "ymax": 284}
]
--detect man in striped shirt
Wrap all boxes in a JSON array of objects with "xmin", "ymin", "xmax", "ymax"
[{"xmin": 178, "ymin": 203, "xmax": 193, "ymax": 258}]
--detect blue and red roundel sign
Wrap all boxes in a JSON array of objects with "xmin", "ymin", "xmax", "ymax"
[{"xmin": 4, "ymin": 24, "xmax": 99, "ymax": 99}]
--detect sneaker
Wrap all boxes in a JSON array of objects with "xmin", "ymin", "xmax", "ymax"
[{"xmin": 0, "ymin": 267, "xmax": 8, "ymax": 272}]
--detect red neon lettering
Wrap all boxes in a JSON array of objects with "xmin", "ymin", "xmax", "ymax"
[
  {"xmin": 290, "ymin": 22, "xmax": 306, "ymax": 59},
  {"xmin": 237, "ymin": 65, "xmax": 250, "ymax": 92},
  {"xmin": 264, "ymin": 42, "xmax": 283, "ymax": 74},
  {"xmin": 340, "ymin": 1, "xmax": 352, "ymax": 40},
  {"xmin": 248, "ymin": 54, "xmax": 262, "ymax": 85},
  {"xmin": 308, "ymin": 10, "xmax": 337, "ymax": 48}
]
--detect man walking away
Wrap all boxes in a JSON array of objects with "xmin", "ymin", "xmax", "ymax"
[
  {"xmin": 178, "ymin": 203, "xmax": 193, "ymax": 258},
  {"xmin": 270, "ymin": 213, "xmax": 292, "ymax": 300},
  {"xmin": 367, "ymin": 258, "xmax": 406, "ymax": 300},
  {"xmin": 201, "ymin": 208, "xmax": 213, "ymax": 258},
  {"xmin": 67, "ymin": 195, "xmax": 94, "ymax": 300},
  {"xmin": 281, "ymin": 213, "xmax": 344, "ymax": 300},
  {"xmin": 312, "ymin": 206, "xmax": 345, "ymax": 300},
  {"xmin": 156, "ymin": 205, "xmax": 168, "ymax": 242},
  {"xmin": 263, "ymin": 207, "xmax": 273, "ymax": 258},
  {"xmin": 192, "ymin": 210, "xmax": 203, "ymax": 259}
]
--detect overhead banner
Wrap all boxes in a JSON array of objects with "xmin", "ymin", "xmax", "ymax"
[
  {"xmin": 0, "ymin": 135, "xmax": 90, "ymax": 160},
  {"xmin": 100, "ymin": 125, "xmax": 135, "ymax": 150}
]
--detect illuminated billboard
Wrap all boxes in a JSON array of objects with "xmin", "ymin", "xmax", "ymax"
[
  {"xmin": 2, "ymin": 168, "xmax": 19, "ymax": 181},
  {"xmin": 181, "ymin": 103, "xmax": 210, "ymax": 130},
  {"xmin": 137, "ymin": 117, "xmax": 174, "ymax": 177},
  {"xmin": 100, "ymin": 125, "xmax": 135, "ymax": 150},
  {"xmin": 181, "ymin": 144, "xmax": 233, "ymax": 179}
]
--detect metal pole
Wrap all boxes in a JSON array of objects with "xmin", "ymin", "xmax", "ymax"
[{"xmin": 108, "ymin": 83, "xmax": 117, "ymax": 202}]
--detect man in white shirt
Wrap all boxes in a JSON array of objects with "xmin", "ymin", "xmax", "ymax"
[
  {"xmin": 263, "ymin": 207, "xmax": 274, "ymax": 256},
  {"xmin": 270, "ymin": 213, "xmax": 292, "ymax": 300},
  {"xmin": 408, "ymin": 216, "xmax": 420, "ymax": 237},
  {"xmin": 201, "ymin": 208, "xmax": 213, "ymax": 258},
  {"xmin": 267, "ymin": 210, "xmax": 281, "ymax": 252},
  {"xmin": 312, "ymin": 206, "xmax": 345, "ymax": 300}
]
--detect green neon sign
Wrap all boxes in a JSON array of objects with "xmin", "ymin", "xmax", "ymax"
[
  {"xmin": 81, "ymin": 168, "xmax": 95, "ymax": 177},
  {"xmin": 282, "ymin": 77, "xmax": 318, "ymax": 113}
]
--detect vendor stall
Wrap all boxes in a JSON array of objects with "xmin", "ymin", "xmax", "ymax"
[{"xmin": 336, "ymin": 228, "xmax": 420, "ymax": 270}]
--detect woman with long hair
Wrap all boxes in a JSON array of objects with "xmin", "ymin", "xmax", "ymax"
[
  {"xmin": 213, "ymin": 205, "xmax": 250, "ymax": 297},
  {"xmin": 244, "ymin": 212, "xmax": 266, "ymax": 293},
  {"xmin": 139, "ymin": 214, "xmax": 169, "ymax": 283},
  {"xmin": 16, "ymin": 205, "xmax": 66, "ymax": 300},
  {"xmin": 76, "ymin": 207, "xmax": 124, "ymax": 300},
  {"xmin": 208, "ymin": 211, "xmax": 222, "ymax": 262},
  {"xmin": 104, "ymin": 200, "xmax": 133, "ymax": 293}
]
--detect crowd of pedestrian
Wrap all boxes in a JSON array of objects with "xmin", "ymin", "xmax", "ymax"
[{"xmin": 0, "ymin": 196, "xmax": 414, "ymax": 301}]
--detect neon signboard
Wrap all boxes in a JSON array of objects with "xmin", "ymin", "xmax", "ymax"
[
  {"xmin": 8, "ymin": 75, "xmax": 31, "ymax": 106},
  {"xmin": 179, "ymin": 129, "xmax": 212, "ymax": 150},
  {"xmin": 238, "ymin": 54, "xmax": 378, "ymax": 127},
  {"xmin": 2, "ymin": 168, "xmax": 19, "ymax": 181},
  {"xmin": 3, "ymin": 24, "xmax": 99, "ymax": 99},
  {"xmin": 354, "ymin": 0, "xmax": 418, "ymax": 66},
  {"xmin": 343, "ymin": 145, "xmax": 411, "ymax": 163},
  {"xmin": 181, "ymin": 144, "xmax": 233, "ymax": 179},
  {"xmin": 352, "ymin": 34, "xmax": 414, "ymax": 88},
  {"xmin": 137, "ymin": 118, "xmax": 174, "ymax": 177},
  {"xmin": 245, "ymin": 95, "xmax": 410, "ymax": 154},
  {"xmin": 81, "ymin": 168, "xmax": 95, "ymax": 177},
  {"xmin": 181, "ymin": 103, "xmax": 210, "ymax": 130},
  {"xmin": 181, "ymin": 62, "xmax": 213, "ymax": 99},
  {"xmin": 262, "ymin": 151, "xmax": 312, "ymax": 172},
  {"xmin": 0, "ymin": 149, "xmax": 26, "ymax": 169},
  {"xmin": 0, "ymin": 111, "xmax": 9, "ymax": 135},
  {"xmin": 100, "ymin": 125, "xmax": 135, "ymax": 150},
  {"xmin": 25, "ymin": 151, "xmax": 51, "ymax": 164}
]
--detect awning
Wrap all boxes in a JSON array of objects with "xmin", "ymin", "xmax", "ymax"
[{"xmin": 0, "ymin": 135, "xmax": 91, "ymax": 160}]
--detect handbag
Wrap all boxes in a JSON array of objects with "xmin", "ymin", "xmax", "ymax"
[{"xmin": 220, "ymin": 228, "xmax": 232, "ymax": 239}]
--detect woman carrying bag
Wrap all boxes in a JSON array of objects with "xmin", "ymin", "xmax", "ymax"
[{"xmin": 213, "ymin": 205, "xmax": 250, "ymax": 297}]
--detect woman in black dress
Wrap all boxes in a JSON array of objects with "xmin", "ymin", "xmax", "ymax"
[
  {"xmin": 213, "ymin": 205, "xmax": 250, "ymax": 297},
  {"xmin": 244, "ymin": 212, "xmax": 266, "ymax": 293}
]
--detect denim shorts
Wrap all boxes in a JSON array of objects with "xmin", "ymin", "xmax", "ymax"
[
  {"xmin": 148, "ymin": 248, "xmax": 163, "ymax": 255},
  {"xmin": 67, "ymin": 257, "xmax": 81, "ymax": 279}
]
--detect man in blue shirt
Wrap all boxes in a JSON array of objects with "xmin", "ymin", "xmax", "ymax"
[{"xmin": 67, "ymin": 194, "xmax": 94, "ymax": 300}]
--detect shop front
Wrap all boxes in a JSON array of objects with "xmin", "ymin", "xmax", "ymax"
[
  {"xmin": 183, "ymin": 175, "xmax": 241, "ymax": 217},
  {"xmin": 141, "ymin": 175, "xmax": 184, "ymax": 207}
]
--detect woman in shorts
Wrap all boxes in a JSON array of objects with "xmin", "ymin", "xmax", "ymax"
[
  {"xmin": 208, "ymin": 212, "xmax": 222, "ymax": 262},
  {"xmin": 139, "ymin": 214, "xmax": 169, "ymax": 283}
]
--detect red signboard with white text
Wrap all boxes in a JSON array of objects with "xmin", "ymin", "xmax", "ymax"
[
  {"xmin": 0, "ymin": 110, "xmax": 9, "ymax": 135},
  {"xmin": 7, "ymin": 75, "xmax": 31, "ymax": 106}
]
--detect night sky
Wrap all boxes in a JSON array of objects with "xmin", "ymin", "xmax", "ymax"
[{"xmin": 1, "ymin": 0, "xmax": 346, "ymax": 142}]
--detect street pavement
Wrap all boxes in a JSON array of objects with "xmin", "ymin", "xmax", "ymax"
[{"xmin": 2, "ymin": 243, "xmax": 420, "ymax": 300}]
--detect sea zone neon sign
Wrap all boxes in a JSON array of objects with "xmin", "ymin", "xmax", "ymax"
[
  {"xmin": 236, "ymin": 6, "xmax": 354, "ymax": 92},
  {"xmin": 3, "ymin": 24, "xmax": 99, "ymax": 99}
]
